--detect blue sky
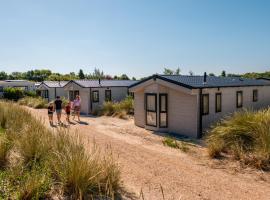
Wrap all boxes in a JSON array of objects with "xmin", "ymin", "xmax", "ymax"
[{"xmin": 0, "ymin": 0, "xmax": 269, "ymax": 78}]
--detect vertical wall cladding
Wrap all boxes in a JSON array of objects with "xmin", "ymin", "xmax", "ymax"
[
  {"xmin": 48, "ymin": 88, "xmax": 55, "ymax": 102},
  {"xmin": 134, "ymin": 90, "xmax": 145, "ymax": 127},
  {"xmin": 202, "ymin": 86, "xmax": 270, "ymax": 132},
  {"xmin": 56, "ymin": 88, "xmax": 68, "ymax": 99},
  {"xmin": 91, "ymin": 87, "xmax": 129, "ymax": 112},
  {"xmin": 140, "ymin": 83, "xmax": 198, "ymax": 137}
]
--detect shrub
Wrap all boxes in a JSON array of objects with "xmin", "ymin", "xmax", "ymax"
[
  {"xmin": 206, "ymin": 108, "xmax": 270, "ymax": 170},
  {"xmin": 18, "ymin": 97, "xmax": 47, "ymax": 109},
  {"xmin": 3, "ymin": 87, "xmax": 24, "ymax": 101},
  {"xmin": 24, "ymin": 91, "xmax": 37, "ymax": 97}
]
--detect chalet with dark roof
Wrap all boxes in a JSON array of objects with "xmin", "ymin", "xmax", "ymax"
[
  {"xmin": 129, "ymin": 74, "xmax": 270, "ymax": 138},
  {"xmin": 36, "ymin": 81, "xmax": 68, "ymax": 101},
  {"xmin": 64, "ymin": 79, "xmax": 137, "ymax": 114}
]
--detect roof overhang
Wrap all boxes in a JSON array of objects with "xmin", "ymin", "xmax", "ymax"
[{"xmin": 129, "ymin": 75, "xmax": 194, "ymax": 95}]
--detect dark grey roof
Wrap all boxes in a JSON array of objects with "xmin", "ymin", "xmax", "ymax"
[
  {"xmin": 70, "ymin": 80, "xmax": 138, "ymax": 88},
  {"xmin": 130, "ymin": 75, "xmax": 270, "ymax": 89},
  {"xmin": 42, "ymin": 81, "xmax": 68, "ymax": 88}
]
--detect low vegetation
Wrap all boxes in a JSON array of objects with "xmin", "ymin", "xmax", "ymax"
[
  {"xmin": 162, "ymin": 137, "xmax": 190, "ymax": 152},
  {"xmin": 206, "ymin": 108, "xmax": 270, "ymax": 170},
  {"xmin": 0, "ymin": 102, "xmax": 121, "ymax": 199},
  {"xmin": 18, "ymin": 96, "xmax": 48, "ymax": 109},
  {"xmin": 100, "ymin": 96, "xmax": 134, "ymax": 119}
]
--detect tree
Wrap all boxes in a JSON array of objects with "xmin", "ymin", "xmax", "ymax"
[
  {"xmin": 119, "ymin": 74, "xmax": 130, "ymax": 80},
  {"xmin": 209, "ymin": 73, "xmax": 215, "ymax": 76},
  {"xmin": 0, "ymin": 71, "xmax": 8, "ymax": 80},
  {"xmin": 163, "ymin": 68, "xmax": 181, "ymax": 75},
  {"xmin": 221, "ymin": 70, "xmax": 226, "ymax": 77},
  {"xmin": 78, "ymin": 69, "xmax": 85, "ymax": 79},
  {"xmin": 132, "ymin": 77, "xmax": 136, "ymax": 80}
]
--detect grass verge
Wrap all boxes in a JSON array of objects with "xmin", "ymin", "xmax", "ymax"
[{"xmin": 18, "ymin": 96, "xmax": 48, "ymax": 109}]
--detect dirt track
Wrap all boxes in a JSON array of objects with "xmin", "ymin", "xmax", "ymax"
[{"xmin": 28, "ymin": 108, "xmax": 270, "ymax": 200}]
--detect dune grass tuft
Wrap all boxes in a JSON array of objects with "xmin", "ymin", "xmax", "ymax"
[
  {"xmin": 206, "ymin": 108, "xmax": 270, "ymax": 170},
  {"xmin": 0, "ymin": 101, "xmax": 121, "ymax": 199},
  {"xmin": 162, "ymin": 137, "xmax": 190, "ymax": 152},
  {"xmin": 18, "ymin": 96, "xmax": 48, "ymax": 109}
]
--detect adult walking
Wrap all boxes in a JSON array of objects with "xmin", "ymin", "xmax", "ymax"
[
  {"xmin": 54, "ymin": 96, "xmax": 63, "ymax": 125},
  {"xmin": 73, "ymin": 95, "xmax": 81, "ymax": 122}
]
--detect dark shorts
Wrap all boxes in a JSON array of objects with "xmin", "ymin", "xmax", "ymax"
[
  {"xmin": 48, "ymin": 112, "xmax": 53, "ymax": 116},
  {"xmin": 66, "ymin": 111, "xmax": 70, "ymax": 115},
  {"xmin": 74, "ymin": 106, "xmax": 80, "ymax": 112}
]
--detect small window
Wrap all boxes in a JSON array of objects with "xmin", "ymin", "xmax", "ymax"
[
  {"xmin": 92, "ymin": 91, "xmax": 99, "ymax": 102},
  {"xmin": 215, "ymin": 93, "xmax": 222, "ymax": 113},
  {"xmin": 69, "ymin": 90, "xmax": 79, "ymax": 101},
  {"xmin": 202, "ymin": 94, "xmax": 209, "ymax": 115},
  {"xmin": 253, "ymin": 89, "xmax": 258, "ymax": 102},
  {"xmin": 236, "ymin": 91, "xmax": 243, "ymax": 108},
  {"xmin": 159, "ymin": 94, "xmax": 168, "ymax": 128},
  {"xmin": 105, "ymin": 90, "xmax": 111, "ymax": 101},
  {"xmin": 145, "ymin": 94, "xmax": 157, "ymax": 127},
  {"xmin": 42, "ymin": 90, "xmax": 48, "ymax": 98}
]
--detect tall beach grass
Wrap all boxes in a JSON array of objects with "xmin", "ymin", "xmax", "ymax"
[
  {"xmin": 206, "ymin": 108, "xmax": 270, "ymax": 170},
  {"xmin": 0, "ymin": 101, "xmax": 121, "ymax": 199}
]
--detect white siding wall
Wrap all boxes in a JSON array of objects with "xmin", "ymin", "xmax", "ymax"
[
  {"xmin": 202, "ymin": 86, "xmax": 270, "ymax": 132},
  {"xmin": 134, "ymin": 83, "xmax": 198, "ymax": 138}
]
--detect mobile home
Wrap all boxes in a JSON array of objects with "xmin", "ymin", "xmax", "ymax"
[
  {"xmin": 0, "ymin": 80, "xmax": 35, "ymax": 98},
  {"xmin": 129, "ymin": 74, "xmax": 270, "ymax": 138},
  {"xmin": 64, "ymin": 79, "xmax": 137, "ymax": 114},
  {"xmin": 36, "ymin": 81, "xmax": 68, "ymax": 102}
]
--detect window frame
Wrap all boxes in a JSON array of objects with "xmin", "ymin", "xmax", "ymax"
[
  {"xmin": 69, "ymin": 90, "xmax": 79, "ymax": 101},
  {"xmin": 202, "ymin": 94, "xmax": 209, "ymax": 115},
  {"xmin": 215, "ymin": 93, "xmax": 222, "ymax": 113},
  {"xmin": 92, "ymin": 90, "xmax": 99, "ymax": 103},
  {"xmin": 105, "ymin": 90, "xmax": 111, "ymax": 102},
  {"xmin": 236, "ymin": 91, "xmax": 243, "ymax": 108},
  {"xmin": 253, "ymin": 89, "xmax": 258, "ymax": 102},
  {"xmin": 159, "ymin": 93, "xmax": 168, "ymax": 128},
  {"xmin": 145, "ymin": 93, "xmax": 157, "ymax": 127}
]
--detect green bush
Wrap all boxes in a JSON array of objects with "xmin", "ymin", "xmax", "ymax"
[
  {"xmin": 0, "ymin": 102, "xmax": 121, "ymax": 198},
  {"xmin": 3, "ymin": 87, "xmax": 24, "ymax": 101},
  {"xmin": 206, "ymin": 108, "xmax": 270, "ymax": 170},
  {"xmin": 24, "ymin": 91, "xmax": 37, "ymax": 97}
]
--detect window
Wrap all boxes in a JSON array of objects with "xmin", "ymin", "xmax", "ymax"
[
  {"xmin": 202, "ymin": 94, "xmax": 209, "ymax": 115},
  {"xmin": 69, "ymin": 90, "xmax": 79, "ymax": 101},
  {"xmin": 159, "ymin": 94, "xmax": 168, "ymax": 128},
  {"xmin": 0, "ymin": 87, "xmax": 3, "ymax": 93},
  {"xmin": 145, "ymin": 94, "xmax": 157, "ymax": 127},
  {"xmin": 253, "ymin": 89, "xmax": 258, "ymax": 102},
  {"xmin": 105, "ymin": 90, "xmax": 111, "ymax": 101},
  {"xmin": 236, "ymin": 91, "xmax": 243, "ymax": 108},
  {"xmin": 92, "ymin": 91, "xmax": 99, "ymax": 102},
  {"xmin": 41, "ymin": 90, "xmax": 48, "ymax": 98},
  {"xmin": 215, "ymin": 93, "xmax": 222, "ymax": 113}
]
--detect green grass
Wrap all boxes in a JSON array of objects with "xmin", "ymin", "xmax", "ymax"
[
  {"xmin": 206, "ymin": 108, "xmax": 270, "ymax": 170},
  {"xmin": 0, "ymin": 101, "xmax": 121, "ymax": 199},
  {"xmin": 162, "ymin": 137, "xmax": 190, "ymax": 152}
]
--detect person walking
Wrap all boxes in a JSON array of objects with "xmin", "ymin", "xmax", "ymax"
[
  {"xmin": 65, "ymin": 101, "xmax": 71, "ymax": 123},
  {"xmin": 47, "ymin": 102, "xmax": 54, "ymax": 126},
  {"xmin": 54, "ymin": 96, "xmax": 63, "ymax": 125},
  {"xmin": 73, "ymin": 95, "xmax": 81, "ymax": 122}
]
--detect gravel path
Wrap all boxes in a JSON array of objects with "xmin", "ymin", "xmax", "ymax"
[{"xmin": 28, "ymin": 108, "xmax": 270, "ymax": 200}]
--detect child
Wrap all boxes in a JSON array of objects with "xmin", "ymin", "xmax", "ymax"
[
  {"xmin": 48, "ymin": 102, "xmax": 54, "ymax": 125},
  {"xmin": 65, "ymin": 101, "xmax": 71, "ymax": 123}
]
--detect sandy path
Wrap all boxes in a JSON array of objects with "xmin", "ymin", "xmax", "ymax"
[{"xmin": 28, "ymin": 108, "xmax": 270, "ymax": 200}]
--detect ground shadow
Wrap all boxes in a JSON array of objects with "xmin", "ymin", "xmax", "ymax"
[{"xmin": 76, "ymin": 120, "xmax": 89, "ymax": 125}]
